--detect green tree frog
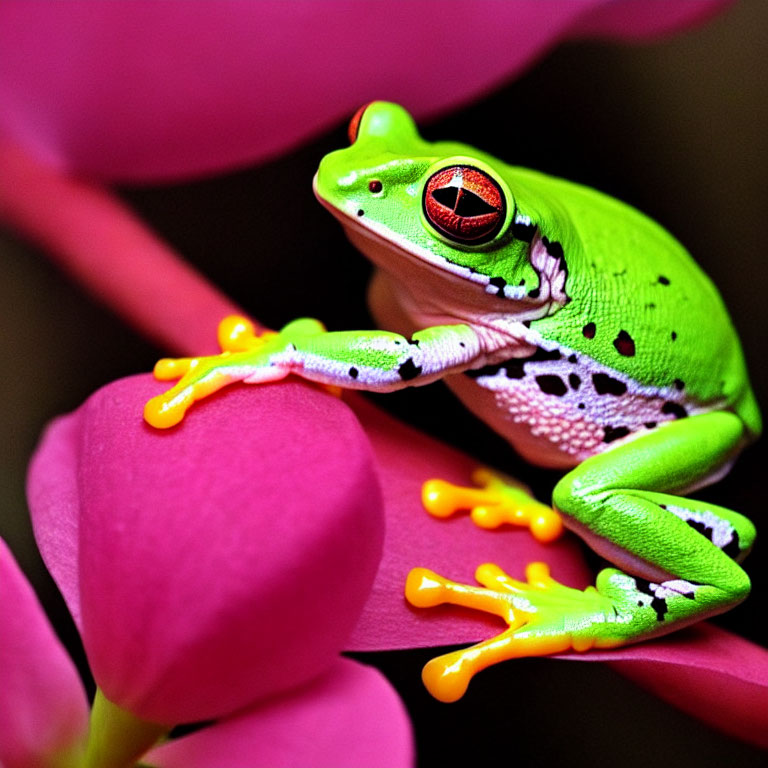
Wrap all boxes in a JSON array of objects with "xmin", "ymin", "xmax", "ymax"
[{"xmin": 145, "ymin": 102, "xmax": 760, "ymax": 702}]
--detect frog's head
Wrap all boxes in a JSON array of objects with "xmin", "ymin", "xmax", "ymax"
[{"xmin": 315, "ymin": 102, "xmax": 566, "ymax": 319}]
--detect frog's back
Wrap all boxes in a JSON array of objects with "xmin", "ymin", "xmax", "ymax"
[{"xmin": 508, "ymin": 167, "xmax": 760, "ymax": 438}]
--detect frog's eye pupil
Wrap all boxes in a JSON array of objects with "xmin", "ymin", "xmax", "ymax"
[
  {"xmin": 423, "ymin": 166, "xmax": 505, "ymax": 244},
  {"xmin": 369, "ymin": 179, "xmax": 383, "ymax": 194},
  {"xmin": 454, "ymin": 189, "xmax": 497, "ymax": 218},
  {"xmin": 431, "ymin": 186, "xmax": 458, "ymax": 208}
]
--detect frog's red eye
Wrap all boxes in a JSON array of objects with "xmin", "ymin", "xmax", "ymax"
[
  {"xmin": 348, "ymin": 103, "xmax": 373, "ymax": 144},
  {"xmin": 423, "ymin": 166, "xmax": 505, "ymax": 244}
]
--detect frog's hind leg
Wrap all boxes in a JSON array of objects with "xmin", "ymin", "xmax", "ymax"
[
  {"xmin": 552, "ymin": 410, "xmax": 754, "ymax": 642},
  {"xmin": 405, "ymin": 411, "xmax": 755, "ymax": 701},
  {"xmin": 643, "ymin": 493, "xmax": 755, "ymax": 564}
]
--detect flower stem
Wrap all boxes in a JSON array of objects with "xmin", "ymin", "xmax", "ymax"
[{"xmin": 83, "ymin": 688, "xmax": 169, "ymax": 768}]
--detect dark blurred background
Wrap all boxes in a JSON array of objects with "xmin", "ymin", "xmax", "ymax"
[{"xmin": 1, "ymin": 1, "xmax": 766, "ymax": 765}]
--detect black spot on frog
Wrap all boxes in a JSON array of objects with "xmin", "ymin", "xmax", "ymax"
[
  {"xmin": 661, "ymin": 401, "xmax": 688, "ymax": 419},
  {"xmin": 603, "ymin": 425, "xmax": 630, "ymax": 444},
  {"xmin": 489, "ymin": 276, "xmax": 507, "ymax": 295},
  {"xmin": 592, "ymin": 373, "xmax": 627, "ymax": 396},
  {"xmin": 398, "ymin": 358, "xmax": 422, "ymax": 381},
  {"xmin": 535, "ymin": 375, "xmax": 567, "ymax": 397},
  {"xmin": 613, "ymin": 330, "xmax": 635, "ymax": 357},
  {"xmin": 466, "ymin": 347, "xmax": 561, "ymax": 380}
]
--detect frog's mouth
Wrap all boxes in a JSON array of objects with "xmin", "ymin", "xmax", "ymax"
[{"xmin": 313, "ymin": 173, "xmax": 570, "ymax": 318}]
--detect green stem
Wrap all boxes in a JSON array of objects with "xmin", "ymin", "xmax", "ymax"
[
  {"xmin": 83, "ymin": 688, "xmax": 169, "ymax": 768},
  {"xmin": 46, "ymin": 740, "xmax": 87, "ymax": 768}
]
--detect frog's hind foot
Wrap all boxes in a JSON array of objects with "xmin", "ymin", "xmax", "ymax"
[
  {"xmin": 422, "ymin": 468, "xmax": 563, "ymax": 543},
  {"xmin": 404, "ymin": 562, "xmax": 618, "ymax": 702}
]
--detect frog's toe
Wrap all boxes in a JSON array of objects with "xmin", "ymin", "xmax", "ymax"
[
  {"xmin": 421, "ymin": 479, "xmax": 464, "ymax": 518},
  {"xmin": 528, "ymin": 511, "xmax": 564, "ymax": 544},
  {"xmin": 421, "ymin": 648, "xmax": 478, "ymax": 703},
  {"xmin": 420, "ymin": 624, "xmax": 571, "ymax": 703},
  {"xmin": 421, "ymin": 469, "xmax": 563, "ymax": 543},
  {"xmin": 144, "ymin": 388, "xmax": 194, "ymax": 429},
  {"xmin": 145, "ymin": 368, "xmax": 237, "ymax": 428},
  {"xmin": 154, "ymin": 357, "xmax": 195, "ymax": 380},
  {"xmin": 474, "ymin": 562, "xmax": 528, "ymax": 591},
  {"xmin": 405, "ymin": 565, "xmax": 517, "ymax": 622},
  {"xmin": 217, "ymin": 315, "xmax": 259, "ymax": 352},
  {"xmin": 405, "ymin": 567, "xmax": 449, "ymax": 608}
]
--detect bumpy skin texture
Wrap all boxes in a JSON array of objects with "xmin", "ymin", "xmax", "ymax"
[{"xmin": 146, "ymin": 103, "xmax": 759, "ymax": 678}]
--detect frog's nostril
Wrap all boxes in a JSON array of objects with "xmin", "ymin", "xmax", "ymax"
[{"xmin": 348, "ymin": 103, "xmax": 373, "ymax": 145}]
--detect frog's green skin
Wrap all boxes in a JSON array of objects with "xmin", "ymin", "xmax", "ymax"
[{"xmin": 153, "ymin": 102, "xmax": 761, "ymax": 656}]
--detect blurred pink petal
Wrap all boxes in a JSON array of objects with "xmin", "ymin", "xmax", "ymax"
[
  {"xmin": 27, "ymin": 376, "xmax": 384, "ymax": 724},
  {"xmin": 0, "ymin": 141, "xmax": 243, "ymax": 354},
  {"xmin": 571, "ymin": 0, "xmax": 732, "ymax": 39},
  {"xmin": 147, "ymin": 658, "xmax": 413, "ymax": 768},
  {"xmin": 0, "ymin": 539, "xmax": 88, "ymax": 768},
  {"xmin": 0, "ymin": 0, "xmax": 730, "ymax": 182}
]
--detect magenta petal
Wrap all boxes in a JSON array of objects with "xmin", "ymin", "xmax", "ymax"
[
  {"xmin": 28, "ymin": 375, "xmax": 384, "ymax": 724},
  {"xmin": 345, "ymin": 395, "xmax": 592, "ymax": 650},
  {"xmin": 0, "ymin": 1, "xmax": 729, "ymax": 182},
  {"xmin": 578, "ymin": 624, "xmax": 768, "ymax": 749},
  {"xmin": 26, "ymin": 411, "xmax": 83, "ymax": 630},
  {"xmin": 146, "ymin": 658, "xmax": 413, "ymax": 768},
  {"xmin": 0, "ymin": 539, "xmax": 88, "ymax": 768},
  {"xmin": 342, "ymin": 397, "xmax": 768, "ymax": 747}
]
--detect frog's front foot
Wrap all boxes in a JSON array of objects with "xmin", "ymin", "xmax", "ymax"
[
  {"xmin": 405, "ymin": 562, "xmax": 619, "ymax": 702},
  {"xmin": 422, "ymin": 468, "xmax": 563, "ymax": 543},
  {"xmin": 144, "ymin": 316, "xmax": 325, "ymax": 429}
]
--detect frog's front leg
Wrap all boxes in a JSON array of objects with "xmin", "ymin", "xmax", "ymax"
[{"xmin": 144, "ymin": 315, "xmax": 484, "ymax": 428}]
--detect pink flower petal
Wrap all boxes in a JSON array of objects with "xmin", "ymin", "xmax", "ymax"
[
  {"xmin": 147, "ymin": 658, "xmax": 413, "ymax": 768},
  {"xmin": 26, "ymin": 412, "xmax": 84, "ymax": 630},
  {"xmin": 0, "ymin": 1, "xmax": 729, "ymax": 182},
  {"xmin": 28, "ymin": 375, "xmax": 384, "ymax": 724},
  {"xmin": 26, "ymin": 362, "xmax": 768, "ymax": 750},
  {"xmin": 580, "ymin": 624, "xmax": 768, "ymax": 749},
  {"xmin": 345, "ymin": 394, "xmax": 592, "ymax": 650},
  {"xmin": 0, "ymin": 539, "xmax": 88, "ymax": 768},
  {"xmin": 340, "ymin": 397, "xmax": 768, "ymax": 747}
]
